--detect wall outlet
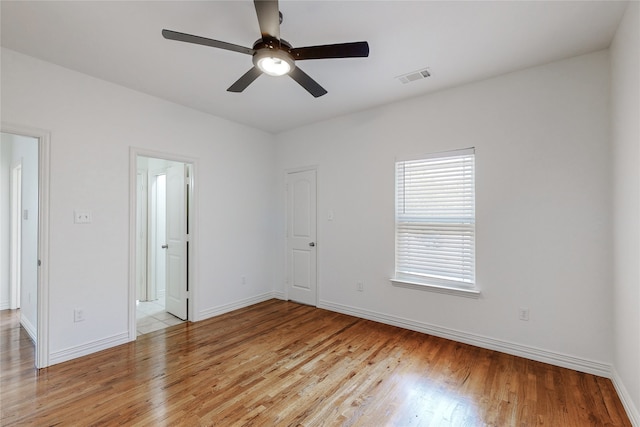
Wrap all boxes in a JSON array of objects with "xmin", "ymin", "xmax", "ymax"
[
  {"xmin": 357, "ymin": 282, "xmax": 364, "ymax": 292},
  {"xmin": 74, "ymin": 210, "xmax": 92, "ymax": 224},
  {"xmin": 74, "ymin": 308, "xmax": 85, "ymax": 322},
  {"xmin": 518, "ymin": 307, "xmax": 530, "ymax": 321},
  {"xmin": 241, "ymin": 276, "xmax": 247, "ymax": 285}
]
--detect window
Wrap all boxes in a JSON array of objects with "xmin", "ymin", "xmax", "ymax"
[{"xmin": 393, "ymin": 148, "xmax": 477, "ymax": 294}]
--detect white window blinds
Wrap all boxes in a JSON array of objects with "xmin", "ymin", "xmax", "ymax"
[{"xmin": 395, "ymin": 148, "xmax": 475, "ymax": 288}]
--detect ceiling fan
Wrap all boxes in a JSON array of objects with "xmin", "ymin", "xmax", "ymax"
[{"xmin": 162, "ymin": 0, "xmax": 369, "ymax": 98}]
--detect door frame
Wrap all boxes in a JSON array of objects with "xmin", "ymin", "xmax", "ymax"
[
  {"xmin": 128, "ymin": 147, "xmax": 197, "ymax": 340},
  {"xmin": 284, "ymin": 166, "xmax": 319, "ymax": 306},
  {"xmin": 2, "ymin": 123, "xmax": 51, "ymax": 369}
]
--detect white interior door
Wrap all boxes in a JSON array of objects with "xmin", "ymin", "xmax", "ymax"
[
  {"xmin": 286, "ymin": 169, "xmax": 317, "ymax": 306},
  {"xmin": 165, "ymin": 163, "xmax": 187, "ymax": 320}
]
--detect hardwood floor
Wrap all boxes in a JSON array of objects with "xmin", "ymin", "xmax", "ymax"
[{"xmin": 0, "ymin": 300, "xmax": 631, "ymax": 426}]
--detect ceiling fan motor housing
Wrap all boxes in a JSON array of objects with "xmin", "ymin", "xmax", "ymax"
[{"xmin": 252, "ymin": 38, "xmax": 295, "ymax": 76}]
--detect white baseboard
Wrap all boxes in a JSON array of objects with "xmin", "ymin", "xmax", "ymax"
[
  {"xmin": 20, "ymin": 314, "xmax": 37, "ymax": 343},
  {"xmin": 318, "ymin": 299, "xmax": 611, "ymax": 378},
  {"xmin": 46, "ymin": 292, "xmax": 285, "ymax": 366},
  {"xmin": 272, "ymin": 291, "xmax": 286, "ymax": 300},
  {"xmin": 198, "ymin": 291, "xmax": 283, "ymax": 321},
  {"xmin": 0, "ymin": 301, "xmax": 10, "ymax": 310},
  {"xmin": 612, "ymin": 368, "xmax": 640, "ymax": 427},
  {"xmin": 49, "ymin": 332, "xmax": 129, "ymax": 366}
]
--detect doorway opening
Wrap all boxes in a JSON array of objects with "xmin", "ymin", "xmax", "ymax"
[
  {"xmin": 1, "ymin": 126, "xmax": 50, "ymax": 369},
  {"xmin": 2, "ymin": 133, "xmax": 37, "ymax": 327},
  {"xmin": 134, "ymin": 154, "xmax": 193, "ymax": 336},
  {"xmin": 10, "ymin": 161, "xmax": 23, "ymax": 311}
]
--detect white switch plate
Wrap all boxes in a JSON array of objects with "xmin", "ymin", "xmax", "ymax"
[
  {"xmin": 518, "ymin": 307, "xmax": 530, "ymax": 321},
  {"xmin": 74, "ymin": 210, "xmax": 92, "ymax": 224}
]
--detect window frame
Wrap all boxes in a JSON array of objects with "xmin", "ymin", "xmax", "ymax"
[{"xmin": 391, "ymin": 148, "xmax": 480, "ymax": 298}]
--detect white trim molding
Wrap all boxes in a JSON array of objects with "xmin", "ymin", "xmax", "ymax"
[
  {"xmin": 199, "ymin": 292, "xmax": 282, "ymax": 321},
  {"xmin": 611, "ymin": 368, "xmax": 640, "ymax": 427},
  {"xmin": 318, "ymin": 299, "xmax": 611, "ymax": 378},
  {"xmin": 20, "ymin": 314, "xmax": 37, "ymax": 343},
  {"xmin": 49, "ymin": 332, "xmax": 129, "ymax": 366},
  {"xmin": 272, "ymin": 290, "xmax": 286, "ymax": 300},
  {"xmin": 390, "ymin": 278, "xmax": 481, "ymax": 298}
]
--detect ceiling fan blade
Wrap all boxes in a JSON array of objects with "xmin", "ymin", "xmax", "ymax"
[
  {"xmin": 162, "ymin": 29, "xmax": 254, "ymax": 55},
  {"xmin": 290, "ymin": 41, "xmax": 369, "ymax": 60},
  {"xmin": 227, "ymin": 66, "xmax": 263, "ymax": 93},
  {"xmin": 254, "ymin": 0, "xmax": 280, "ymax": 40},
  {"xmin": 289, "ymin": 67, "xmax": 327, "ymax": 98}
]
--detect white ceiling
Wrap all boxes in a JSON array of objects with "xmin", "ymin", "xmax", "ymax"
[{"xmin": 1, "ymin": 1, "xmax": 628, "ymax": 133}]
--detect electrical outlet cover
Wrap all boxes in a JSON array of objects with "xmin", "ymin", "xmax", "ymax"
[{"xmin": 74, "ymin": 210, "xmax": 92, "ymax": 224}]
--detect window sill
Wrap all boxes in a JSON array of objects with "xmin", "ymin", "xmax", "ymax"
[{"xmin": 390, "ymin": 278, "xmax": 481, "ymax": 299}]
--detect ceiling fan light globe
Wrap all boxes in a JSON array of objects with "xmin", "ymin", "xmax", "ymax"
[
  {"xmin": 253, "ymin": 48, "xmax": 295, "ymax": 76},
  {"xmin": 257, "ymin": 56, "xmax": 291, "ymax": 76}
]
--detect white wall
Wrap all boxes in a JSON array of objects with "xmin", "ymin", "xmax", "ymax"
[
  {"xmin": 611, "ymin": 1, "xmax": 640, "ymax": 424},
  {"xmin": 0, "ymin": 133, "xmax": 38, "ymax": 333},
  {"xmin": 276, "ymin": 50, "xmax": 613, "ymax": 372},
  {"xmin": 1, "ymin": 48, "xmax": 278, "ymax": 363}
]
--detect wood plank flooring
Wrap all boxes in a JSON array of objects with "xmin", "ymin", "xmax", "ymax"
[{"xmin": 0, "ymin": 300, "xmax": 631, "ymax": 426}]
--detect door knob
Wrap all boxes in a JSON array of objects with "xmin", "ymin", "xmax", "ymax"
[
  {"xmin": 309, "ymin": 242, "xmax": 315, "ymax": 247},
  {"xmin": 161, "ymin": 244, "xmax": 168, "ymax": 249}
]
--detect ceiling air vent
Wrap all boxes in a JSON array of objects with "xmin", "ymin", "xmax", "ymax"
[{"xmin": 396, "ymin": 68, "xmax": 431, "ymax": 84}]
